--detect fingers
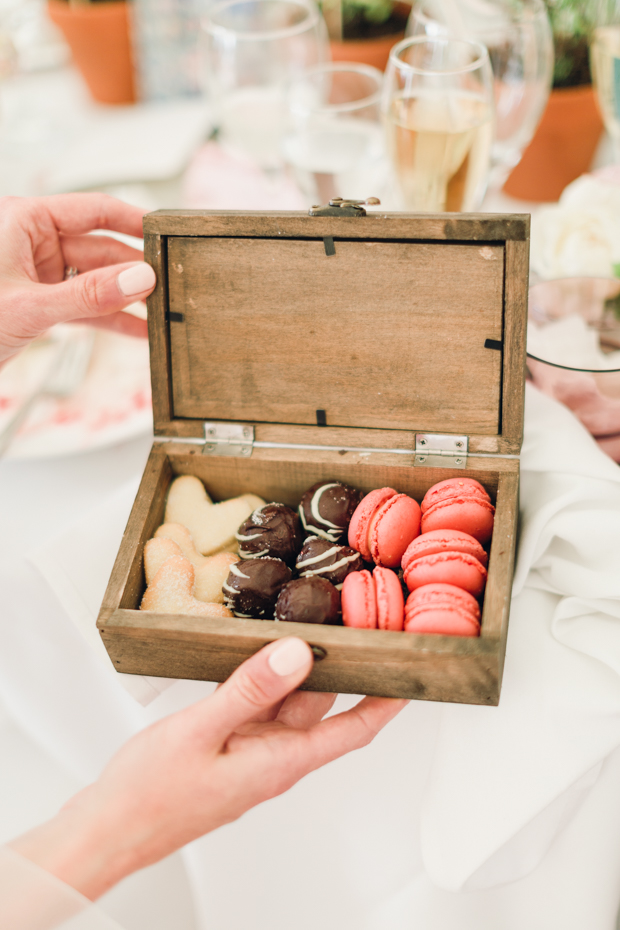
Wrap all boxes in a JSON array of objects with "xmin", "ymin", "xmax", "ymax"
[
  {"xmin": 28, "ymin": 261, "xmax": 156, "ymax": 329},
  {"xmin": 59, "ymin": 235, "xmax": 144, "ymax": 275},
  {"xmin": 302, "ymin": 697, "xmax": 408, "ymax": 771},
  {"xmin": 71, "ymin": 311, "xmax": 148, "ymax": 339},
  {"xmin": 276, "ymin": 690, "xmax": 337, "ymax": 729},
  {"xmin": 188, "ymin": 639, "xmax": 314, "ymax": 747},
  {"xmin": 42, "ymin": 193, "xmax": 146, "ymax": 238}
]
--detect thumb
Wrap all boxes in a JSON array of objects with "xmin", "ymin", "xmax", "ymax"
[
  {"xmin": 195, "ymin": 638, "xmax": 314, "ymax": 747},
  {"xmin": 36, "ymin": 261, "xmax": 156, "ymax": 329}
]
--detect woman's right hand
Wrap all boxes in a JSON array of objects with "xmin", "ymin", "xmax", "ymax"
[{"xmin": 10, "ymin": 638, "xmax": 406, "ymax": 900}]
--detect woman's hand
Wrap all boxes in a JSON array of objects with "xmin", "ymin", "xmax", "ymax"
[
  {"xmin": 10, "ymin": 639, "xmax": 406, "ymax": 900},
  {"xmin": 0, "ymin": 193, "xmax": 156, "ymax": 364}
]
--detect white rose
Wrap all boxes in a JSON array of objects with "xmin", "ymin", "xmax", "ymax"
[
  {"xmin": 559, "ymin": 173, "xmax": 620, "ymax": 215},
  {"xmin": 530, "ymin": 205, "xmax": 620, "ymax": 279}
]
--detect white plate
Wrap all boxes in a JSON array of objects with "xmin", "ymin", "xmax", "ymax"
[{"xmin": 0, "ymin": 324, "xmax": 153, "ymax": 460}]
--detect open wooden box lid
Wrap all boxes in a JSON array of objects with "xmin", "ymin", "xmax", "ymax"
[{"xmin": 144, "ymin": 209, "xmax": 529, "ymax": 458}]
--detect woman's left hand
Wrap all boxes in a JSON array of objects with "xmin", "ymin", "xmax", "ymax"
[{"xmin": 0, "ymin": 193, "xmax": 156, "ymax": 364}]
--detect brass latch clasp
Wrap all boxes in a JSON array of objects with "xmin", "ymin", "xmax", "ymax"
[{"xmin": 308, "ymin": 197, "xmax": 380, "ymax": 217}]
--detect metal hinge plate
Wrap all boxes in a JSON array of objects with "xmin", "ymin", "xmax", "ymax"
[
  {"xmin": 414, "ymin": 433, "xmax": 468, "ymax": 468},
  {"xmin": 202, "ymin": 422, "xmax": 254, "ymax": 457}
]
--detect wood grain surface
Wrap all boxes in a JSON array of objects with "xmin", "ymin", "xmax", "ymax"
[
  {"xmin": 144, "ymin": 234, "xmax": 173, "ymax": 430},
  {"xmin": 143, "ymin": 210, "xmax": 529, "ymax": 243},
  {"xmin": 166, "ymin": 236, "xmax": 505, "ymax": 434},
  {"xmin": 97, "ymin": 447, "xmax": 517, "ymax": 704}
]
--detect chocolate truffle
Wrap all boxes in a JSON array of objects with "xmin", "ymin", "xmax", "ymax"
[
  {"xmin": 275, "ymin": 576, "xmax": 340, "ymax": 625},
  {"xmin": 236, "ymin": 503, "xmax": 302, "ymax": 567},
  {"xmin": 295, "ymin": 536, "xmax": 363, "ymax": 589},
  {"xmin": 298, "ymin": 481, "xmax": 364, "ymax": 543},
  {"xmin": 223, "ymin": 558, "xmax": 291, "ymax": 619}
]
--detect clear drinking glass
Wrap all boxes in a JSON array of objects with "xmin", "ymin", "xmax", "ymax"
[
  {"xmin": 527, "ymin": 277, "xmax": 620, "ymax": 460},
  {"xmin": 382, "ymin": 36, "xmax": 494, "ymax": 212},
  {"xmin": 406, "ymin": 0, "xmax": 553, "ymax": 190},
  {"xmin": 201, "ymin": 0, "xmax": 329, "ymax": 168},
  {"xmin": 282, "ymin": 62, "xmax": 387, "ymax": 205},
  {"xmin": 591, "ymin": 15, "xmax": 620, "ymax": 163}
]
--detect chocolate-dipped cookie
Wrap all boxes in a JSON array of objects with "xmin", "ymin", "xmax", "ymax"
[
  {"xmin": 236, "ymin": 503, "xmax": 302, "ymax": 567},
  {"xmin": 275, "ymin": 576, "xmax": 340, "ymax": 625},
  {"xmin": 298, "ymin": 481, "xmax": 364, "ymax": 543},
  {"xmin": 223, "ymin": 558, "xmax": 291, "ymax": 619},
  {"xmin": 295, "ymin": 536, "xmax": 363, "ymax": 589}
]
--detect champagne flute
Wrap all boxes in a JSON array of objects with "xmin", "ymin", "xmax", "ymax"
[
  {"xmin": 591, "ymin": 17, "xmax": 620, "ymax": 163},
  {"xmin": 201, "ymin": 0, "xmax": 329, "ymax": 169},
  {"xmin": 383, "ymin": 36, "xmax": 495, "ymax": 212},
  {"xmin": 406, "ymin": 0, "xmax": 553, "ymax": 191},
  {"xmin": 282, "ymin": 62, "xmax": 387, "ymax": 205}
]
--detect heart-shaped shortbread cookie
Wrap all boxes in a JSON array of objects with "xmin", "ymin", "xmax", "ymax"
[
  {"xmin": 146, "ymin": 525, "xmax": 237, "ymax": 603},
  {"xmin": 140, "ymin": 554, "xmax": 233, "ymax": 617},
  {"xmin": 164, "ymin": 476, "xmax": 265, "ymax": 556}
]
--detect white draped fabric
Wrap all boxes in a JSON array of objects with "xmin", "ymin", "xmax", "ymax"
[{"xmin": 3, "ymin": 384, "xmax": 620, "ymax": 929}]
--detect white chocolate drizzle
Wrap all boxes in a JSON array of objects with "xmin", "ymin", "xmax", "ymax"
[
  {"xmin": 296, "ymin": 546, "xmax": 342, "ymax": 568},
  {"xmin": 299, "ymin": 553, "xmax": 360, "ymax": 576},
  {"xmin": 229, "ymin": 563, "xmax": 251, "ymax": 578},
  {"xmin": 299, "ymin": 501, "xmax": 340, "ymax": 542},
  {"xmin": 311, "ymin": 484, "xmax": 341, "ymax": 530}
]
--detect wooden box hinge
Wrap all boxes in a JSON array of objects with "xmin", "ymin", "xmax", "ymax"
[
  {"xmin": 202, "ymin": 422, "xmax": 254, "ymax": 457},
  {"xmin": 414, "ymin": 433, "xmax": 468, "ymax": 468}
]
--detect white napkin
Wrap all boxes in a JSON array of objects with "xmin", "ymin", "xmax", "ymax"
[
  {"xmin": 45, "ymin": 100, "xmax": 212, "ymax": 194},
  {"xmin": 28, "ymin": 477, "xmax": 172, "ymax": 707},
  {"xmin": 420, "ymin": 383, "xmax": 620, "ymax": 891},
  {"xmin": 25, "ymin": 383, "xmax": 620, "ymax": 895}
]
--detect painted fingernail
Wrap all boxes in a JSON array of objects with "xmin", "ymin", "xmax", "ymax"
[
  {"xmin": 268, "ymin": 638, "xmax": 311, "ymax": 677},
  {"xmin": 117, "ymin": 262, "xmax": 156, "ymax": 297}
]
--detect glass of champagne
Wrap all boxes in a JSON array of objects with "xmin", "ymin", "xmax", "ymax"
[
  {"xmin": 282, "ymin": 62, "xmax": 388, "ymax": 206},
  {"xmin": 201, "ymin": 0, "xmax": 329, "ymax": 169},
  {"xmin": 406, "ymin": 0, "xmax": 553, "ymax": 192},
  {"xmin": 591, "ymin": 12, "xmax": 620, "ymax": 163},
  {"xmin": 383, "ymin": 36, "xmax": 495, "ymax": 212}
]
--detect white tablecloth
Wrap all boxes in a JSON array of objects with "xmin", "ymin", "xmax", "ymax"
[{"xmin": 3, "ymin": 384, "xmax": 620, "ymax": 930}]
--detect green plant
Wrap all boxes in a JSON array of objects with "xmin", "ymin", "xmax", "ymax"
[
  {"xmin": 544, "ymin": 0, "xmax": 599, "ymax": 87},
  {"xmin": 321, "ymin": 0, "xmax": 409, "ymax": 40},
  {"xmin": 343, "ymin": 0, "xmax": 394, "ymax": 25}
]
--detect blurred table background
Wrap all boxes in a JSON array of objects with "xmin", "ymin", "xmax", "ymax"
[{"xmin": 2, "ymin": 3, "xmax": 620, "ymax": 930}]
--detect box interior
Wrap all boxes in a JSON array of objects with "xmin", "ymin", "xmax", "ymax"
[{"xmin": 118, "ymin": 449, "xmax": 505, "ymax": 641}]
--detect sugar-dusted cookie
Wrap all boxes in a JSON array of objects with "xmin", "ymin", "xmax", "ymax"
[
  {"xmin": 164, "ymin": 475, "xmax": 265, "ymax": 556},
  {"xmin": 147, "ymin": 524, "xmax": 237, "ymax": 603},
  {"xmin": 140, "ymin": 554, "xmax": 232, "ymax": 617}
]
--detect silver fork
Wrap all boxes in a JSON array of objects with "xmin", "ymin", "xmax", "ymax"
[{"xmin": 0, "ymin": 329, "xmax": 95, "ymax": 458}]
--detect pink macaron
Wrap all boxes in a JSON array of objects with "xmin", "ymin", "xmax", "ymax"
[
  {"xmin": 405, "ymin": 583, "xmax": 481, "ymax": 637},
  {"xmin": 348, "ymin": 487, "xmax": 421, "ymax": 568},
  {"xmin": 420, "ymin": 477, "xmax": 495, "ymax": 545},
  {"xmin": 342, "ymin": 567, "xmax": 404, "ymax": 631},
  {"xmin": 402, "ymin": 528, "xmax": 488, "ymax": 571},
  {"xmin": 403, "ymin": 550, "xmax": 487, "ymax": 597}
]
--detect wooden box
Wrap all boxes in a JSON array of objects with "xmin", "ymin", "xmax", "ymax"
[{"xmin": 97, "ymin": 208, "xmax": 529, "ymax": 706}]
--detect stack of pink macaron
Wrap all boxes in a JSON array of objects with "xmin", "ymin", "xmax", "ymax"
[{"xmin": 341, "ymin": 477, "xmax": 495, "ymax": 637}]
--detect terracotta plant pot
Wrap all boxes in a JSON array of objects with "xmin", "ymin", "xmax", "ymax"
[
  {"xmin": 47, "ymin": 0, "xmax": 136, "ymax": 105},
  {"xmin": 503, "ymin": 85, "xmax": 605, "ymax": 203},
  {"xmin": 330, "ymin": 32, "xmax": 404, "ymax": 72}
]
